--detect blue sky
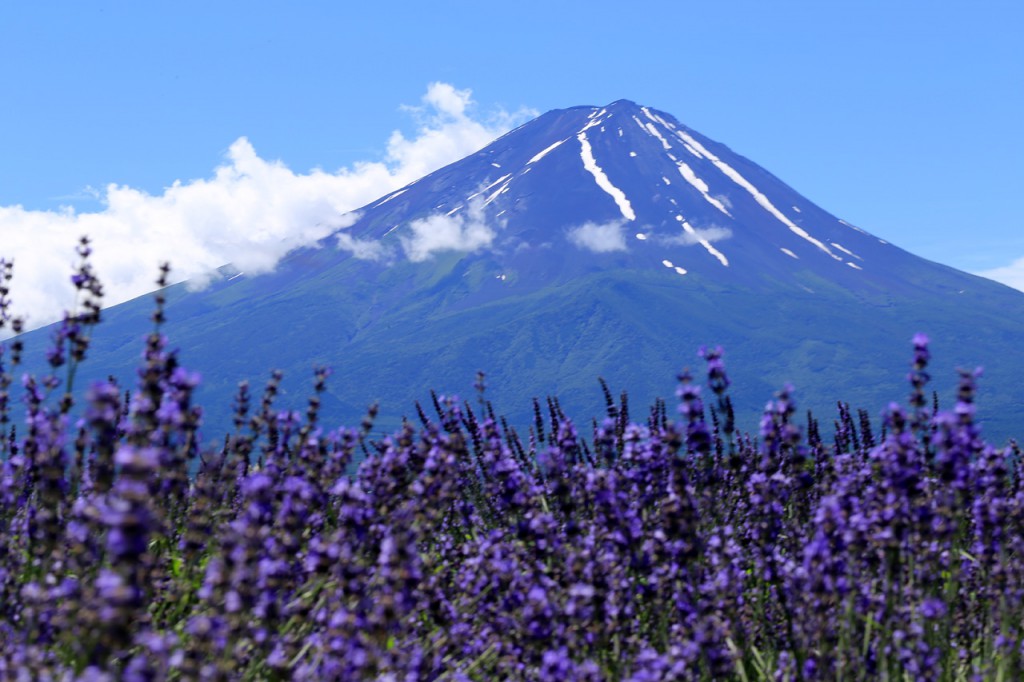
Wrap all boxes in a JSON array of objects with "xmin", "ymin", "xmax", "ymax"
[{"xmin": 1, "ymin": 1, "xmax": 1022, "ymax": 327}]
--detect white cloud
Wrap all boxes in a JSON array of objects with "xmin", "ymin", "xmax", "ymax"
[
  {"xmin": 659, "ymin": 225, "xmax": 733, "ymax": 247},
  {"xmin": 977, "ymin": 258, "xmax": 1024, "ymax": 293},
  {"xmin": 567, "ymin": 221, "xmax": 628, "ymax": 253},
  {"xmin": 389, "ymin": 82, "xmax": 534, "ymax": 185},
  {"xmin": 334, "ymin": 231, "xmax": 389, "ymax": 261},
  {"xmin": 0, "ymin": 83, "xmax": 534, "ymax": 332},
  {"xmin": 400, "ymin": 200, "xmax": 497, "ymax": 262}
]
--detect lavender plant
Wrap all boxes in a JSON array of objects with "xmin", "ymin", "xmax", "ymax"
[{"xmin": 0, "ymin": 241, "xmax": 1022, "ymax": 680}]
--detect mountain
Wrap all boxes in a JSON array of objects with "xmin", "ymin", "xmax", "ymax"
[{"xmin": 13, "ymin": 100, "xmax": 1024, "ymax": 443}]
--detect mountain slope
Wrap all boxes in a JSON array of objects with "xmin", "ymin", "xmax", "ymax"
[{"xmin": 13, "ymin": 100, "xmax": 1024, "ymax": 443}]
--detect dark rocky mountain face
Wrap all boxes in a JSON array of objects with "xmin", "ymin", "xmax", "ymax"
[{"xmin": 14, "ymin": 100, "xmax": 1024, "ymax": 443}]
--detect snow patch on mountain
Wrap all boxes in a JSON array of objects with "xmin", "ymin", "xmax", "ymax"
[
  {"xmin": 673, "ymin": 128, "xmax": 841, "ymax": 261},
  {"xmin": 579, "ymin": 111, "xmax": 606, "ymax": 134},
  {"xmin": 578, "ymin": 132, "xmax": 636, "ymax": 221},
  {"xmin": 675, "ymin": 161, "xmax": 732, "ymax": 217},
  {"xmin": 831, "ymin": 242, "xmax": 863, "ymax": 260},
  {"xmin": 679, "ymin": 142, "xmax": 702, "ymax": 159},
  {"xmin": 528, "ymin": 139, "xmax": 566, "ymax": 165},
  {"xmin": 372, "ymin": 188, "xmax": 408, "ymax": 208},
  {"xmin": 483, "ymin": 176, "xmax": 513, "ymax": 206},
  {"xmin": 466, "ymin": 174, "xmax": 511, "ymax": 202},
  {"xmin": 641, "ymin": 108, "xmax": 676, "ymax": 131},
  {"xmin": 660, "ymin": 259, "xmax": 687, "ymax": 275},
  {"xmin": 674, "ymin": 216, "xmax": 730, "ymax": 266},
  {"xmin": 643, "ymin": 122, "xmax": 673, "ymax": 150}
]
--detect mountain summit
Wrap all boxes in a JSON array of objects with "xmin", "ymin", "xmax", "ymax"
[
  {"xmin": 329, "ymin": 98, "xmax": 965, "ymax": 298},
  {"xmin": 17, "ymin": 100, "xmax": 1024, "ymax": 441}
]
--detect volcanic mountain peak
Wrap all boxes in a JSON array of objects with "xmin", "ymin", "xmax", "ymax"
[
  {"xmin": 332, "ymin": 99, "xmax": 943, "ymax": 297},
  {"xmin": 14, "ymin": 98, "xmax": 1024, "ymax": 444}
]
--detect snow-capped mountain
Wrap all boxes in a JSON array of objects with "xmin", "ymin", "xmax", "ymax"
[
  {"xmin": 15, "ymin": 100, "xmax": 1024, "ymax": 442},
  {"xmin": 326, "ymin": 99, "xmax": 971, "ymax": 299}
]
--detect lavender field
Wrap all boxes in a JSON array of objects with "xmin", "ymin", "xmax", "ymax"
[{"xmin": 1, "ymin": 243, "xmax": 1023, "ymax": 681}]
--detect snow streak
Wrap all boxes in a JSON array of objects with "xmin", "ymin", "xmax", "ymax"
[
  {"xmin": 643, "ymin": 122, "xmax": 673, "ymax": 150},
  {"xmin": 677, "ymin": 215, "xmax": 729, "ymax": 267},
  {"xmin": 527, "ymin": 139, "xmax": 566, "ymax": 165},
  {"xmin": 578, "ymin": 132, "xmax": 636, "ymax": 221},
  {"xmin": 673, "ymin": 129, "xmax": 841, "ymax": 261},
  {"xmin": 372, "ymin": 188, "xmax": 408, "ymax": 208},
  {"xmin": 830, "ymin": 242, "xmax": 863, "ymax": 260},
  {"xmin": 675, "ymin": 162, "xmax": 732, "ymax": 217}
]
